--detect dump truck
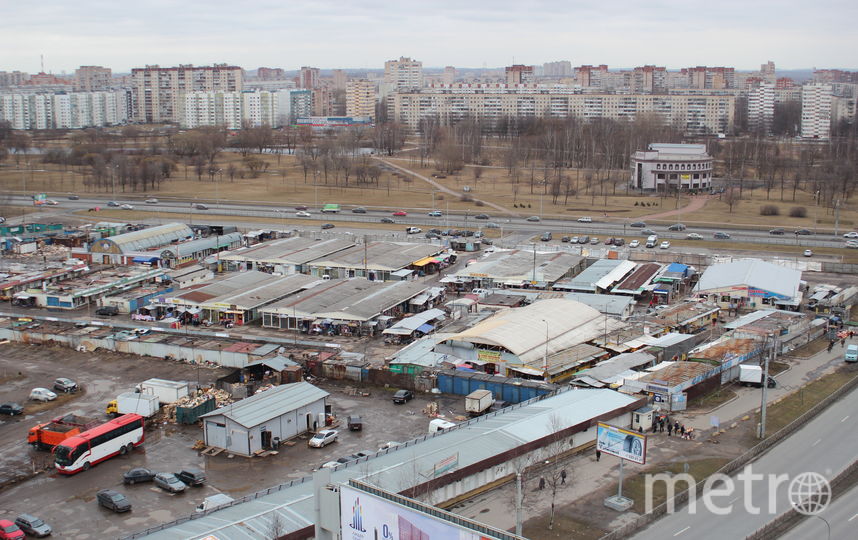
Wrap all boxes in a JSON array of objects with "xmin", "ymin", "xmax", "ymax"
[
  {"xmin": 28, "ymin": 414, "xmax": 100, "ymax": 451},
  {"xmin": 465, "ymin": 389, "xmax": 494, "ymax": 416},
  {"xmin": 739, "ymin": 365, "xmax": 776, "ymax": 388},
  {"xmin": 137, "ymin": 378, "xmax": 190, "ymax": 405},
  {"xmin": 107, "ymin": 392, "xmax": 160, "ymax": 418}
]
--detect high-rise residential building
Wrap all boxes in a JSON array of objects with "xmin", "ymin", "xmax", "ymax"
[
  {"xmin": 25, "ymin": 72, "xmax": 70, "ymax": 86},
  {"xmin": 801, "ymin": 84, "xmax": 833, "ymax": 139},
  {"xmin": 298, "ymin": 66, "xmax": 320, "ymax": 89},
  {"xmin": 384, "ymin": 57, "xmax": 423, "ymax": 91},
  {"xmin": 346, "ymin": 79, "xmax": 376, "ymax": 119},
  {"xmin": 75, "ymin": 66, "xmax": 112, "ymax": 91},
  {"xmin": 685, "ymin": 66, "xmax": 735, "ymax": 89},
  {"xmin": 332, "ymin": 69, "xmax": 347, "ymax": 90},
  {"xmin": 574, "ymin": 65, "xmax": 609, "ymax": 88},
  {"xmin": 813, "ymin": 69, "xmax": 858, "ymax": 84},
  {"xmin": 257, "ymin": 67, "xmax": 287, "ymax": 80},
  {"xmin": 312, "ymin": 84, "xmax": 333, "ymax": 116},
  {"xmin": 0, "ymin": 90, "xmax": 129, "ymax": 129},
  {"xmin": 442, "ymin": 66, "xmax": 457, "ymax": 85},
  {"xmin": 542, "ymin": 61, "xmax": 573, "ymax": 77},
  {"xmin": 505, "ymin": 65, "xmax": 534, "ymax": 85},
  {"xmin": 130, "ymin": 64, "xmax": 243, "ymax": 123},
  {"xmin": 180, "ymin": 89, "xmax": 311, "ymax": 129},
  {"xmin": 747, "ymin": 82, "xmax": 775, "ymax": 133},
  {"xmin": 0, "ymin": 71, "xmax": 31, "ymax": 87},
  {"xmin": 631, "ymin": 66, "xmax": 667, "ymax": 94},
  {"xmin": 760, "ymin": 61, "xmax": 776, "ymax": 84}
]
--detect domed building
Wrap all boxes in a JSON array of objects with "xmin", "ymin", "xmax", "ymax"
[{"xmin": 630, "ymin": 143, "xmax": 714, "ymax": 191}]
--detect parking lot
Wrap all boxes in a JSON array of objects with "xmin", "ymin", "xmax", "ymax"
[{"xmin": 0, "ymin": 343, "xmax": 459, "ymax": 538}]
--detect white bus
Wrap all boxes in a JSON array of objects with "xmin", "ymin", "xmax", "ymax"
[{"xmin": 54, "ymin": 414, "xmax": 145, "ymax": 474}]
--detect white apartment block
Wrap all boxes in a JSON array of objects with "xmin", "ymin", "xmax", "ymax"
[
  {"xmin": 747, "ymin": 82, "xmax": 775, "ymax": 133},
  {"xmin": 179, "ymin": 89, "xmax": 312, "ymax": 129},
  {"xmin": 384, "ymin": 57, "xmax": 423, "ymax": 91},
  {"xmin": 346, "ymin": 79, "xmax": 376, "ymax": 119},
  {"xmin": 801, "ymin": 84, "xmax": 832, "ymax": 139},
  {"xmin": 75, "ymin": 66, "xmax": 112, "ymax": 91},
  {"xmin": 131, "ymin": 64, "xmax": 243, "ymax": 123},
  {"xmin": 391, "ymin": 86, "xmax": 734, "ymax": 134},
  {"xmin": 0, "ymin": 91, "xmax": 129, "ymax": 129}
]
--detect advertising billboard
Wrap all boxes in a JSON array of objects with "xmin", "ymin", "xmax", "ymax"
[
  {"xmin": 341, "ymin": 485, "xmax": 506, "ymax": 540},
  {"xmin": 596, "ymin": 422, "xmax": 647, "ymax": 464}
]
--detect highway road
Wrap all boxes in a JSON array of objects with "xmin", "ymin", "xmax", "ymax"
[
  {"xmin": 781, "ymin": 483, "xmax": 858, "ymax": 539},
  {"xmin": 3, "ymin": 194, "xmax": 854, "ymax": 250},
  {"xmin": 631, "ymin": 382, "xmax": 858, "ymax": 540}
]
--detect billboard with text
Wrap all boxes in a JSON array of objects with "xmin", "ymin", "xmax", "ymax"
[{"xmin": 597, "ymin": 422, "xmax": 647, "ymax": 464}]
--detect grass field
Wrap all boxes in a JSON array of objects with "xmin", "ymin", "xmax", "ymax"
[{"xmin": 623, "ymin": 457, "xmax": 732, "ymax": 514}]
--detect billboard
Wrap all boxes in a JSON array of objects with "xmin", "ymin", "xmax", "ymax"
[
  {"xmin": 596, "ymin": 422, "xmax": 647, "ymax": 464},
  {"xmin": 341, "ymin": 485, "xmax": 506, "ymax": 540}
]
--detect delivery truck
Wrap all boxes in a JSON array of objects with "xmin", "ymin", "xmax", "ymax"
[
  {"xmin": 739, "ymin": 365, "xmax": 776, "ymax": 388},
  {"xmin": 107, "ymin": 392, "xmax": 160, "ymax": 418},
  {"xmin": 137, "ymin": 378, "xmax": 190, "ymax": 405},
  {"xmin": 27, "ymin": 414, "xmax": 100, "ymax": 451},
  {"xmin": 195, "ymin": 493, "xmax": 235, "ymax": 513},
  {"xmin": 464, "ymin": 389, "xmax": 494, "ymax": 416}
]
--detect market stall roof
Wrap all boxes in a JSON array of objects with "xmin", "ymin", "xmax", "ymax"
[{"xmin": 245, "ymin": 355, "xmax": 299, "ymax": 372}]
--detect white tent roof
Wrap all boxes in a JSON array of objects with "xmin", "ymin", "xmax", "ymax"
[{"xmin": 694, "ymin": 259, "xmax": 801, "ymax": 299}]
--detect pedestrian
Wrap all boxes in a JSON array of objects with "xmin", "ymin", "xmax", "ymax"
[
  {"xmin": 680, "ymin": 425, "xmax": 686, "ymax": 437},
  {"xmin": 560, "ymin": 470, "xmax": 567, "ymax": 485},
  {"xmin": 850, "ymin": 330, "xmax": 855, "ymax": 340},
  {"xmin": 667, "ymin": 423, "xmax": 672, "ymax": 436},
  {"xmin": 539, "ymin": 477, "xmax": 545, "ymax": 490},
  {"xmin": 638, "ymin": 426, "xmax": 643, "ymax": 433},
  {"xmin": 596, "ymin": 449, "xmax": 601, "ymax": 462},
  {"xmin": 841, "ymin": 337, "xmax": 846, "ymax": 348},
  {"xmin": 828, "ymin": 340, "xmax": 835, "ymax": 353},
  {"xmin": 674, "ymin": 421, "xmax": 680, "ymax": 434},
  {"xmin": 659, "ymin": 418, "xmax": 665, "ymax": 432}
]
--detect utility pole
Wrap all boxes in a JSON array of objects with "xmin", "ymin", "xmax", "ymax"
[
  {"xmin": 834, "ymin": 199, "xmax": 841, "ymax": 237},
  {"xmin": 515, "ymin": 472, "xmax": 523, "ymax": 536},
  {"xmin": 759, "ymin": 333, "xmax": 775, "ymax": 438},
  {"xmin": 531, "ymin": 243, "xmax": 537, "ymax": 283}
]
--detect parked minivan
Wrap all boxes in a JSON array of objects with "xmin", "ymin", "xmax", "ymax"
[
  {"xmin": 846, "ymin": 344, "xmax": 858, "ymax": 363},
  {"xmin": 645, "ymin": 235, "xmax": 658, "ymax": 248}
]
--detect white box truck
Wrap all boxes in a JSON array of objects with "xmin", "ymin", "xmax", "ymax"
[
  {"xmin": 465, "ymin": 389, "xmax": 494, "ymax": 416},
  {"xmin": 428, "ymin": 419, "xmax": 456, "ymax": 434},
  {"xmin": 195, "ymin": 493, "xmax": 234, "ymax": 513},
  {"xmin": 107, "ymin": 392, "xmax": 160, "ymax": 418},
  {"xmin": 739, "ymin": 365, "xmax": 776, "ymax": 388},
  {"xmin": 137, "ymin": 378, "xmax": 190, "ymax": 405}
]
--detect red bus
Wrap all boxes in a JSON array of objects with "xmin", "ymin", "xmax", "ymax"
[{"xmin": 54, "ymin": 414, "xmax": 145, "ymax": 474}]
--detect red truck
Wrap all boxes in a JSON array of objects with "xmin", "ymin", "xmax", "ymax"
[{"xmin": 27, "ymin": 414, "xmax": 100, "ymax": 451}]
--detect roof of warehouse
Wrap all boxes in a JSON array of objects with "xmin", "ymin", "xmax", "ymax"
[
  {"xmin": 97, "ymin": 222, "xmax": 194, "ymax": 253},
  {"xmin": 563, "ymin": 292, "xmax": 635, "ymax": 315},
  {"xmin": 694, "ymin": 259, "xmax": 801, "ymax": 298},
  {"xmin": 219, "ymin": 236, "xmax": 356, "ymax": 265},
  {"xmin": 156, "ymin": 232, "xmax": 243, "ymax": 258},
  {"xmin": 131, "ymin": 388, "xmax": 640, "ymax": 540},
  {"xmin": 308, "ymin": 241, "xmax": 443, "ymax": 271},
  {"xmin": 575, "ymin": 351, "xmax": 657, "ymax": 381},
  {"xmin": 445, "ymin": 298, "xmax": 625, "ymax": 364},
  {"xmin": 454, "ymin": 249, "xmax": 583, "ymax": 284},
  {"xmin": 201, "ymin": 382, "xmax": 329, "ymax": 428},
  {"xmin": 168, "ymin": 271, "xmax": 320, "ymax": 308},
  {"xmin": 553, "ymin": 259, "xmax": 632, "ymax": 292}
]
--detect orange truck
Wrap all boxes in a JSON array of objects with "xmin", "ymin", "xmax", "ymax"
[{"xmin": 27, "ymin": 414, "xmax": 100, "ymax": 451}]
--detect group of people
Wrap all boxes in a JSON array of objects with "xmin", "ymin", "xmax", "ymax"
[
  {"xmin": 827, "ymin": 328, "xmax": 854, "ymax": 353},
  {"xmin": 652, "ymin": 415, "xmax": 694, "ymax": 440}
]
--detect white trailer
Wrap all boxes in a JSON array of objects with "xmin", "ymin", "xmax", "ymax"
[
  {"xmin": 739, "ymin": 365, "xmax": 776, "ymax": 388},
  {"xmin": 465, "ymin": 389, "xmax": 494, "ymax": 416},
  {"xmin": 138, "ymin": 378, "xmax": 190, "ymax": 405},
  {"xmin": 110, "ymin": 392, "xmax": 160, "ymax": 418}
]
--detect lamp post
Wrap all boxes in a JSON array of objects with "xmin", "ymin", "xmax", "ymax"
[{"xmin": 541, "ymin": 318, "xmax": 549, "ymax": 382}]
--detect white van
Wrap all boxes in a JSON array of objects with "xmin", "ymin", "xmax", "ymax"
[
  {"xmin": 428, "ymin": 419, "xmax": 456, "ymax": 434},
  {"xmin": 645, "ymin": 235, "xmax": 658, "ymax": 248},
  {"xmin": 195, "ymin": 493, "xmax": 234, "ymax": 513}
]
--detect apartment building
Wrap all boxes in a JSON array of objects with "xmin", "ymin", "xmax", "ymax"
[
  {"xmin": 75, "ymin": 66, "xmax": 112, "ymax": 91},
  {"xmin": 130, "ymin": 64, "xmax": 243, "ymax": 123},
  {"xmin": 0, "ymin": 90, "xmax": 129, "ymax": 130},
  {"xmin": 801, "ymin": 84, "xmax": 833, "ymax": 139},
  {"xmin": 257, "ymin": 67, "xmax": 287, "ymax": 80},
  {"xmin": 179, "ymin": 89, "xmax": 313, "ymax": 128},
  {"xmin": 632, "ymin": 66, "xmax": 667, "ymax": 94},
  {"xmin": 747, "ymin": 82, "xmax": 775, "ymax": 134},
  {"xmin": 346, "ymin": 79, "xmax": 376, "ymax": 119},
  {"xmin": 442, "ymin": 66, "xmax": 457, "ymax": 85},
  {"xmin": 298, "ymin": 67, "xmax": 320, "ymax": 89},
  {"xmin": 0, "ymin": 71, "xmax": 30, "ymax": 87},
  {"xmin": 384, "ymin": 56, "xmax": 423, "ymax": 91},
  {"xmin": 505, "ymin": 65, "xmax": 534, "ymax": 85},
  {"xmin": 332, "ymin": 69, "xmax": 347, "ymax": 90},
  {"xmin": 685, "ymin": 66, "xmax": 735, "ymax": 89},
  {"xmin": 543, "ymin": 61, "xmax": 573, "ymax": 78},
  {"xmin": 390, "ymin": 86, "xmax": 734, "ymax": 134}
]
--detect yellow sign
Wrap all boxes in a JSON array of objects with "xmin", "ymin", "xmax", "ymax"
[
  {"xmin": 477, "ymin": 349, "xmax": 501, "ymax": 363},
  {"xmin": 680, "ymin": 174, "xmax": 691, "ymax": 180}
]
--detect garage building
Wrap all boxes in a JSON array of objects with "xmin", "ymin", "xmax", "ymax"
[{"xmin": 201, "ymin": 382, "xmax": 329, "ymax": 457}]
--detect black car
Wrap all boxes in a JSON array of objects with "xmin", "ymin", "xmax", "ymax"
[
  {"xmin": 392, "ymin": 390, "xmax": 414, "ymax": 404},
  {"xmin": 351, "ymin": 207, "xmax": 367, "ymax": 213},
  {"xmin": 540, "ymin": 232, "xmax": 552, "ymax": 241},
  {"xmin": 175, "ymin": 468, "xmax": 206, "ymax": 487},
  {"xmin": 713, "ymin": 232, "xmax": 731, "ymax": 239},
  {"xmin": 67, "ymin": 195, "xmax": 80, "ymax": 200},
  {"xmin": 614, "ymin": 238, "xmax": 625, "ymax": 247},
  {"xmin": 425, "ymin": 232, "xmax": 440, "ymax": 239},
  {"xmin": 578, "ymin": 235, "xmax": 590, "ymax": 244},
  {"xmin": 54, "ymin": 377, "xmax": 79, "ymax": 393},
  {"xmin": 347, "ymin": 415, "xmax": 363, "ymax": 431},
  {"xmin": 14, "ymin": 514, "xmax": 52, "ymax": 537},
  {"xmin": 97, "ymin": 489, "xmax": 131, "ymax": 512},
  {"xmin": 630, "ymin": 222, "xmax": 646, "ymax": 228},
  {"xmin": 481, "ymin": 238, "xmax": 493, "ymax": 245},
  {"xmin": 561, "ymin": 236, "xmax": 570, "ymax": 243},
  {"xmin": 794, "ymin": 229, "xmax": 813, "ymax": 235},
  {"xmin": 667, "ymin": 223, "xmax": 686, "ymax": 231},
  {"xmin": 461, "ymin": 230, "xmax": 474, "ymax": 237},
  {"xmin": 474, "ymin": 214, "xmax": 490, "ymax": 220},
  {"xmin": 123, "ymin": 467, "xmax": 155, "ymax": 485},
  {"xmin": 95, "ymin": 306, "xmax": 118, "ymax": 316},
  {"xmin": 107, "ymin": 201, "xmax": 120, "ymax": 207},
  {"xmin": 769, "ymin": 228, "xmax": 785, "ymax": 235},
  {"xmin": 641, "ymin": 229, "xmax": 656, "ymax": 236},
  {"xmin": 380, "ymin": 217, "xmax": 395, "ymax": 223},
  {"xmin": 0, "ymin": 403, "xmax": 23, "ymax": 415},
  {"xmin": 321, "ymin": 223, "xmax": 335, "ymax": 230},
  {"xmin": 428, "ymin": 228, "xmax": 442, "ymax": 234}
]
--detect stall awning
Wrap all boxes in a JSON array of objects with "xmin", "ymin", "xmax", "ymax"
[
  {"xmin": 412, "ymin": 256, "xmax": 438, "ymax": 267},
  {"xmin": 417, "ymin": 323, "xmax": 434, "ymax": 333},
  {"xmin": 409, "ymin": 293, "xmax": 430, "ymax": 305},
  {"xmin": 133, "ymin": 256, "xmax": 160, "ymax": 263}
]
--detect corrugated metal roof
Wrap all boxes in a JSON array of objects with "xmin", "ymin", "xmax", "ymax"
[
  {"xmin": 157, "ymin": 232, "xmax": 243, "ymax": 259},
  {"xmin": 201, "ymin": 382, "xmax": 329, "ymax": 428},
  {"xmin": 554, "ymin": 259, "xmax": 626, "ymax": 292},
  {"xmin": 694, "ymin": 259, "xmax": 801, "ymax": 299},
  {"xmin": 132, "ymin": 388, "xmax": 640, "ymax": 540},
  {"xmin": 455, "ymin": 249, "xmax": 583, "ymax": 284},
  {"xmin": 96, "ymin": 223, "xmax": 194, "ymax": 253}
]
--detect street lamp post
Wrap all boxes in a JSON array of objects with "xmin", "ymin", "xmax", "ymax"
[{"xmin": 541, "ymin": 318, "xmax": 550, "ymax": 382}]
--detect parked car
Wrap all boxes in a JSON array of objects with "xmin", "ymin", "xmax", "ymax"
[
  {"xmin": 0, "ymin": 217, "xmax": 5, "ymax": 224},
  {"xmin": 347, "ymin": 415, "xmax": 363, "ymax": 431},
  {"xmin": 406, "ymin": 227, "xmax": 422, "ymax": 234},
  {"xmin": 351, "ymin": 207, "xmax": 367, "ymax": 213},
  {"xmin": 660, "ymin": 241, "xmax": 671, "ymax": 249},
  {"xmin": 154, "ymin": 473, "xmax": 187, "ymax": 493},
  {"xmin": 540, "ymin": 232, "xmax": 552, "ymax": 241},
  {"xmin": 380, "ymin": 217, "xmax": 395, "ymax": 223},
  {"xmin": 392, "ymin": 210, "xmax": 408, "ymax": 216},
  {"xmin": 613, "ymin": 238, "xmax": 625, "ymax": 247},
  {"xmin": 107, "ymin": 201, "xmax": 120, "ymax": 207},
  {"xmin": 0, "ymin": 403, "xmax": 23, "ymax": 415},
  {"xmin": 561, "ymin": 236, "xmax": 571, "ymax": 243},
  {"xmin": 481, "ymin": 238, "xmax": 493, "ymax": 245},
  {"xmin": 570, "ymin": 236, "xmax": 579, "ymax": 243},
  {"xmin": 578, "ymin": 235, "xmax": 590, "ymax": 244},
  {"xmin": 713, "ymin": 232, "xmax": 731, "ymax": 239},
  {"xmin": 294, "ymin": 205, "xmax": 308, "ymax": 211},
  {"xmin": 53, "ymin": 377, "xmax": 78, "ymax": 393},
  {"xmin": 145, "ymin": 198, "xmax": 159, "ymax": 204},
  {"xmin": 425, "ymin": 232, "xmax": 440, "ymax": 239},
  {"xmin": 0, "ymin": 520, "xmax": 24, "ymax": 540},
  {"xmin": 629, "ymin": 240, "xmax": 640, "ymax": 248},
  {"xmin": 95, "ymin": 306, "xmax": 119, "ymax": 317},
  {"xmin": 67, "ymin": 195, "xmax": 80, "ymax": 200},
  {"xmin": 526, "ymin": 216, "xmax": 540, "ymax": 222},
  {"xmin": 843, "ymin": 231, "xmax": 858, "ymax": 239},
  {"xmin": 803, "ymin": 249, "xmax": 813, "ymax": 257},
  {"xmin": 604, "ymin": 237, "xmax": 614, "ymax": 245},
  {"xmin": 193, "ymin": 203, "xmax": 209, "ymax": 210},
  {"xmin": 686, "ymin": 233, "xmax": 703, "ymax": 240},
  {"xmin": 428, "ymin": 210, "xmax": 443, "ymax": 217},
  {"xmin": 123, "ymin": 467, "xmax": 156, "ymax": 485},
  {"xmin": 794, "ymin": 229, "xmax": 813, "ymax": 235},
  {"xmin": 392, "ymin": 389, "xmax": 414, "ymax": 404},
  {"xmin": 175, "ymin": 468, "xmax": 206, "ymax": 487},
  {"xmin": 474, "ymin": 214, "xmax": 490, "ymax": 220},
  {"xmin": 29, "ymin": 388, "xmax": 57, "ymax": 402},
  {"xmin": 120, "ymin": 204, "xmax": 134, "ymax": 210},
  {"xmin": 667, "ymin": 223, "xmax": 686, "ymax": 231},
  {"xmin": 769, "ymin": 228, "xmax": 785, "ymax": 235},
  {"xmin": 321, "ymin": 223, "xmax": 335, "ymax": 229},
  {"xmin": 630, "ymin": 221, "xmax": 646, "ymax": 228},
  {"xmin": 13, "ymin": 514, "xmax": 51, "ymax": 537},
  {"xmin": 96, "ymin": 489, "xmax": 131, "ymax": 512},
  {"xmin": 590, "ymin": 237, "xmax": 599, "ymax": 244},
  {"xmin": 308, "ymin": 429, "xmax": 339, "ymax": 448},
  {"xmin": 320, "ymin": 461, "xmax": 340, "ymax": 470}
]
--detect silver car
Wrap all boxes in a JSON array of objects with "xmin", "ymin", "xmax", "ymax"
[{"xmin": 154, "ymin": 472, "xmax": 186, "ymax": 493}]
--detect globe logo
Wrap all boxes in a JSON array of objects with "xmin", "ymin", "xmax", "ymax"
[{"xmin": 787, "ymin": 472, "xmax": 831, "ymax": 515}]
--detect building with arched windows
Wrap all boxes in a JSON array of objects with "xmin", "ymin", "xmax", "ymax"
[{"xmin": 630, "ymin": 143, "xmax": 714, "ymax": 191}]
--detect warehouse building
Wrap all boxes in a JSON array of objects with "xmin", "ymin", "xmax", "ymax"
[
  {"xmin": 153, "ymin": 232, "xmax": 243, "ymax": 268},
  {"xmin": 693, "ymin": 259, "xmax": 802, "ymax": 311},
  {"xmin": 553, "ymin": 259, "xmax": 636, "ymax": 293},
  {"xmin": 563, "ymin": 292, "xmax": 636, "ymax": 320},
  {"xmin": 201, "ymin": 382, "xmax": 329, "ymax": 457},
  {"xmin": 218, "ymin": 236, "xmax": 355, "ymax": 274},
  {"xmin": 307, "ymin": 241, "xmax": 445, "ymax": 281},
  {"xmin": 449, "ymin": 249, "xmax": 585, "ymax": 289},
  {"xmin": 75, "ymin": 222, "xmax": 194, "ymax": 265}
]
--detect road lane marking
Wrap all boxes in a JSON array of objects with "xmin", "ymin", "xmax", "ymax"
[
  {"xmin": 841, "ymin": 415, "xmax": 850, "ymax": 423},
  {"xmin": 674, "ymin": 526, "xmax": 691, "ymax": 536},
  {"xmin": 849, "ymin": 513, "xmax": 858, "ymax": 522},
  {"xmin": 811, "ymin": 438, "xmax": 821, "ymax": 447}
]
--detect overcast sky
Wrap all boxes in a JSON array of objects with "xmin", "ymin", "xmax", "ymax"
[{"xmin": 3, "ymin": 1, "xmax": 856, "ymax": 74}]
